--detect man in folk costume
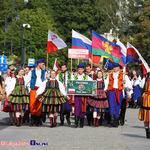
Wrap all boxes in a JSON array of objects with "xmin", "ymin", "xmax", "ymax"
[
  {"xmin": 56, "ymin": 63, "xmax": 73, "ymax": 125},
  {"xmin": 29, "ymin": 58, "xmax": 46, "ymax": 126},
  {"xmin": 74, "ymin": 64, "xmax": 92, "ymax": 128},
  {"xmin": 139, "ymin": 72, "xmax": 150, "ymax": 138},
  {"xmin": 104, "ymin": 63, "xmax": 130, "ymax": 127}
]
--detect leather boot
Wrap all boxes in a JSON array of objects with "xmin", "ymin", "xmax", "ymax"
[
  {"xmin": 80, "ymin": 118, "xmax": 84, "ymax": 128},
  {"xmin": 74, "ymin": 116, "xmax": 79, "ymax": 128},
  {"xmin": 49, "ymin": 117, "xmax": 53, "ymax": 127},
  {"xmin": 66, "ymin": 113, "xmax": 71, "ymax": 125},
  {"xmin": 93, "ymin": 118, "xmax": 96, "ymax": 127},
  {"xmin": 110, "ymin": 114, "xmax": 117, "ymax": 127},
  {"xmin": 31, "ymin": 115, "xmax": 35, "ymax": 126},
  {"xmin": 86, "ymin": 114, "xmax": 91, "ymax": 126},
  {"xmin": 96, "ymin": 118, "xmax": 99, "ymax": 127},
  {"xmin": 60, "ymin": 113, "xmax": 64, "ymax": 125},
  {"xmin": 16, "ymin": 117, "xmax": 20, "ymax": 127},
  {"xmin": 35, "ymin": 116, "xmax": 40, "ymax": 127},
  {"xmin": 54, "ymin": 116, "xmax": 57, "ymax": 127}
]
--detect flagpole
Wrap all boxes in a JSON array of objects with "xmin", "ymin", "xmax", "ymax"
[
  {"xmin": 91, "ymin": 54, "xmax": 93, "ymax": 68},
  {"xmin": 47, "ymin": 52, "xmax": 48, "ymax": 68},
  {"xmin": 71, "ymin": 58, "xmax": 72, "ymax": 71}
]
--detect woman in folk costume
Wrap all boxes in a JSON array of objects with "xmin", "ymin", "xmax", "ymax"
[
  {"xmin": 36, "ymin": 70, "xmax": 68, "ymax": 127},
  {"xmin": 87, "ymin": 70, "xmax": 109, "ymax": 127},
  {"xmin": 74, "ymin": 64, "xmax": 92, "ymax": 128},
  {"xmin": 131, "ymin": 70, "xmax": 141, "ymax": 108},
  {"xmin": 3, "ymin": 70, "xmax": 16, "ymax": 125},
  {"xmin": 7, "ymin": 68, "xmax": 29, "ymax": 126},
  {"xmin": 139, "ymin": 72, "xmax": 150, "ymax": 138}
]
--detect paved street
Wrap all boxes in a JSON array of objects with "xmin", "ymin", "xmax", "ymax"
[{"xmin": 0, "ymin": 106, "xmax": 149, "ymax": 150}]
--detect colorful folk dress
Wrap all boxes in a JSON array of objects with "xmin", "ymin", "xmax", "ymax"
[
  {"xmin": 37, "ymin": 79, "xmax": 68, "ymax": 113},
  {"xmin": 139, "ymin": 77, "xmax": 150, "ymax": 122},
  {"xmin": 7, "ymin": 77, "xmax": 29, "ymax": 111},
  {"xmin": 87, "ymin": 79, "xmax": 109, "ymax": 112}
]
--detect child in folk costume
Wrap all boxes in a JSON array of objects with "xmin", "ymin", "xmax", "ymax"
[
  {"xmin": 131, "ymin": 70, "xmax": 141, "ymax": 108},
  {"xmin": 139, "ymin": 72, "xmax": 150, "ymax": 138},
  {"xmin": 7, "ymin": 68, "xmax": 29, "ymax": 126},
  {"xmin": 3, "ymin": 70, "xmax": 16, "ymax": 125},
  {"xmin": 36, "ymin": 70, "xmax": 68, "ymax": 127},
  {"xmin": 87, "ymin": 70, "xmax": 109, "ymax": 127}
]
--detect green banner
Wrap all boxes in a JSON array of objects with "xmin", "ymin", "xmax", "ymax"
[{"xmin": 67, "ymin": 80, "xmax": 97, "ymax": 96}]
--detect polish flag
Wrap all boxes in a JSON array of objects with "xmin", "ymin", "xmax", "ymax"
[
  {"xmin": 47, "ymin": 30, "xmax": 67, "ymax": 53},
  {"xmin": 53, "ymin": 58, "xmax": 59, "ymax": 71},
  {"xmin": 68, "ymin": 89, "xmax": 75, "ymax": 93}
]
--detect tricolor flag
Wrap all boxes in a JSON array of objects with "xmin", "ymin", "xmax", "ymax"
[
  {"xmin": 72, "ymin": 29, "xmax": 101, "ymax": 64},
  {"xmin": 53, "ymin": 58, "xmax": 59, "ymax": 71},
  {"xmin": 92, "ymin": 30, "xmax": 122, "ymax": 63},
  {"xmin": 68, "ymin": 89, "xmax": 75, "ymax": 93},
  {"xmin": 116, "ymin": 39, "xmax": 127, "ymax": 67},
  {"xmin": 127, "ymin": 42, "xmax": 150, "ymax": 74},
  {"xmin": 47, "ymin": 30, "xmax": 67, "ymax": 53}
]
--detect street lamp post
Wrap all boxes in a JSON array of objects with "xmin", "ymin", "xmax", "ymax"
[{"xmin": 11, "ymin": 0, "xmax": 14, "ymax": 55}]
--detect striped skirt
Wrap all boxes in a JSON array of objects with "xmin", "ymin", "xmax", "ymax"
[
  {"xmin": 42, "ymin": 104, "xmax": 61, "ymax": 113},
  {"xmin": 37, "ymin": 88, "xmax": 68, "ymax": 105},
  {"xmin": 139, "ymin": 93, "xmax": 150, "ymax": 122}
]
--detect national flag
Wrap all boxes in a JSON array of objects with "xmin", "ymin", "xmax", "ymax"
[
  {"xmin": 116, "ymin": 40, "xmax": 127, "ymax": 67},
  {"xmin": 127, "ymin": 42, "xmax": 150, "ymax": 74},
  {"xmin": 47, "ymin": 30, "xmax": 67, "ymax": 53},
  {"xmin": 72, "ymin": 29, "xmax": 101, "ymax": 64},
  {"xmin": 68, "ymin": 89, "xmax": 75, "ymax": 93},
  {"xmin": 92, "ymin": 30, "xmax": 122, "ymax": 63},
  {"xmin": 53, "ymin": 58, "xmax": 59, "ymax": 71}
]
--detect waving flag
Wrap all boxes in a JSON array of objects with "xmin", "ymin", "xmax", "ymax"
[
  {"xmin": 53, "ymin": 58, "xmax": 59, "ymax": 71},
  {"xmin": 47, "ymin": 30, "xmax": 67, "ymax": 53},
  {"xmin": 72, "ymin": 29, "xmax": 101, "ymax": 64},
  {"xmin": 116, "ymin": 40, "xmax": 127, "ymax": 67},
  {"xmin": 127, "ymin": 42, "xmax": 150, "ymax": 74},
  {"xmin": 92, "ymin": 30, "xmax": 122, "ymax": 63}
]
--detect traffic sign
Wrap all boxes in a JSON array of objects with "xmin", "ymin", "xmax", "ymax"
[
  {"xmin": 0, "ymin": 63, "xmax": 8, "ymax": 72},
  {"xmin": 28, "ymin": 58, "xmax": 35, "ymax": 66},
  {"xmin": 0, "ymin": 56, "xmax": 6, "ymax": 64}
]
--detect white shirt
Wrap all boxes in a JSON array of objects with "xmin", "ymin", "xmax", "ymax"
[
  {"xmin": 35, "ymin": 69, "xmax": 42, "ymax": 87},
  {"xmin": 36, "ymin": 78, "xmax": 67, "ymax": 96},
  {"xmin": 24, "ymin": 71, "xmax": 31, "ymax": 92}
]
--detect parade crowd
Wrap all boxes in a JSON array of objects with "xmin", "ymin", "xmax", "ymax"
[{"xmin": 0, "ymin": 58, "xmax": 150, "ymax": 139}]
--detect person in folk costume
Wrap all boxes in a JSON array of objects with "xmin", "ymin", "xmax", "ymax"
[
  {"xmin": 87, "ymin": 70, "xmax": 109, "ymax": 127},
  {"xmin": 3, "ymin": 70, "xmax": 16, "ymax": 125},
  {"xmin": 130, "ymin": 70, "xmax": 141, "ymax": 108},
  {"xmin": 7, "ymin": 68, "xmax": 29, "ymax": 126},
  {"xmin": 29, "ymin": 59, "xmax": 46, "ymax": 126},
  {"xmin": 104, "ymin": 63, "xmax": 131, "ymax": 127},
  {"xmin": 36, "ymin": 70, "xmax": 68, "ymax": 127},
  {"xmin": 23, "ymin": 66, "xmax": 31, "ymax": 123},
  {"xmin": 119, "ymin": 66, "xmax": 133, "ymax": 126},
  {"xmin": 85, "ymin": 64, "xmax": 97, "ymax": 126},
  {"xmin": 56, "ymin": 63, "xmax": 73, "ymax": 126},
  {"xmin": 74, "ymin": 64, "xmax": 92, "ymax": 128},
  {"xmin": 139, "ymin": 72, "xmax": 150, "ymax": 138}
]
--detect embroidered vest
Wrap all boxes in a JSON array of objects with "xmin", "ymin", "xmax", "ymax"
[
  {"xmin": 58, "ymin": 72, "xmax": 71, "ymax": 83},
  {"xmin": 16, "ymin": 77, "xmax": 24, "ymax": 86},
  {"xmin": 46, "ymin": 79, "xmax": 59, "ymax": 89},
  {"xmin": 30, "ymin": 68, "xmax": 46, "ymax": 90},
  {"xmin": 108, "ymin": 72, "xmax": 123, "ymax": 91},
  {"xmin": 74, "ymin": 74, "xmax": 88, "ymax": 80}
]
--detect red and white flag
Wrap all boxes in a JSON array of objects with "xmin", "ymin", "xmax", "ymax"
[
  {"xmin": 47, "ymin": 30, "xmax": 67, "ymax": 53},
  {"xmin": 53, "ymin": 58, "xmax": 59, "ymax": 71},
  {"xmin": 127, "ymin": 42, "xmax": 150, "ymax": 74}
]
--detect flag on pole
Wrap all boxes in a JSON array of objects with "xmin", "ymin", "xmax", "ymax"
[
  {"xmin": 127, "ymin": 42, "xmax": 150, "ymax": 74},
  {"xmin": 116, "ymin": 39, "xmax": 127, "ymax": 67},
  {"xmin": 92, "ymin": 30, "xmax": 122, "ymax": 63},
  {"xmin": 53, "ymin": 58, "xmax": 59, "ymax": 71},
  {"xmin": 47, "ymin": 30, "xmax": 67, "ymax": 53},
  {"xmin": 72, "ymin": 29, "xmax": 101, "ymax": 64}
]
